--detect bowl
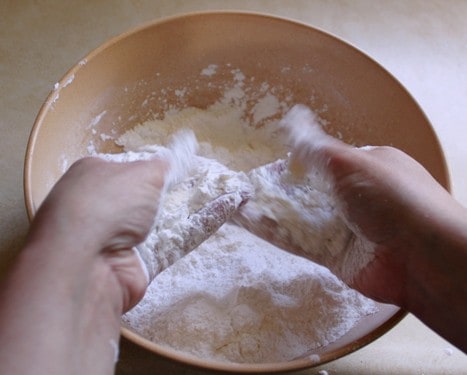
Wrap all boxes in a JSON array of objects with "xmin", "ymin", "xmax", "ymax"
[{"xmin": 24, "ymin": 11, "xmax": 449, "ymax": 373}]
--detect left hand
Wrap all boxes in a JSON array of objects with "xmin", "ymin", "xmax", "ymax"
[{"xmin": 27, "ymin": 157, "xmax": 167, "ymax": 312}]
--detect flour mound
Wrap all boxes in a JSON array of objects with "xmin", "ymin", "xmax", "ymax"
[{"xmin": 123, "ymin": 224, "xmax": 376, "ymax": 363}]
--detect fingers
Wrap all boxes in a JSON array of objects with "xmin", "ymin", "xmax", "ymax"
[
  {"xmin": 163, "ymin": 129, "xmax": 198, "ymax": 188},
  {"xmin": 103, "ymin": 248, "xmax": 150, "ymax": 311},
  {"xmin": 137, "ymin": 189, "xmax": 253, "ymax": 281},
  {"xmin": 232, "ymin": 157, "xmax": 352, "ymax": 270},
  {"xmin": 91, "ymin": 152, "xmax": 168, "ymax": 190},
  {"xmin": 68, "ymin": 155, "xmax": 167, "ymax": 188},
  {"xmin": 119, "ymin": 129, "xmax": 197, "ymax": 191},
  {"xmin": 31, "ymin": 156, "xmax": 169, "ymax": 253},
  {"xmin": 184, "ymin": 191, "xmax": 250, "ymax": 251},
  {"xmin": 280, "ymin": 104, "xmax": 352, "ymax": 179},
  {"xmin": 280, "ymin": 106, "xmax": 422, "ymax": 193}
]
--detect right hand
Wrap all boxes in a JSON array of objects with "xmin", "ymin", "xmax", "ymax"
[
  {"xmin": 235, "ymin": 105, "xmax": 460, "ymax": 307},
  {"xmin": 291, "ymin": 137, "xmax": 467, "ymax": 354},
  {"xmin": 292, "ymin": 140, "xmax": 457, "ymax": 305}
]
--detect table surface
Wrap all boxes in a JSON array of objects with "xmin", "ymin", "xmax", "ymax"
[{"xmin": 1, "ymin": 1, "xmax": 466, "ymax": 374}]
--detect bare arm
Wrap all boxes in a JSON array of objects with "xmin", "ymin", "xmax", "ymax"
[{"xmin": 0, "ymin": 158, "xmax": 166, "ymax": 375}]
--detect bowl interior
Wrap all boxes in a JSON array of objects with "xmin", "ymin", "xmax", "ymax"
[{"xmin": 24, "ymin": 12, "xmax": 449, "ymax": 373}]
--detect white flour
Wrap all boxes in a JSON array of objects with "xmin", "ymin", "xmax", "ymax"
[
  {"xmin": 115, "ymin": 78, "xmax": 377, "ymax": 363},
  {"xmin": 116, "ymin": 103, "xmax": 285, "ymax": 172},
  {"xmin": 124, "ymin": 224, "xmax": 375, "ymax": 363}
]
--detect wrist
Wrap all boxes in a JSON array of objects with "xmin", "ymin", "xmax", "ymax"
[
  {"xmin": 0, "ymin": 240, "xmax": 123, "ymax": 374},
  {"xmin": 406, "ymin": 199, "xmax": 467, "ymax": 304},
  {"xmin": 404, "ymin": 199, "xmax": 467, "ymax": 349}
]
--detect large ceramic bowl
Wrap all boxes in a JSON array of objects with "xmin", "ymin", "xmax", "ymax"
[{"xmin": 24, "ymin": 12, "xmax": 449, "ymax": 374}]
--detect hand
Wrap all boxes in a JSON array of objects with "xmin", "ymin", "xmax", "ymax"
[
  {"xmin": 293, "ymin": 133, "xmax": 467, "ymax": 351},
  {"xmin": 292, "ymin": 141, "xmax": 456, "ymax": 304},
  {"xmin": 235, "ymin": 105, "xmax": 467, "ymax": 351},
  {"xmin": 236, "ymin": 104, "xmax": 456, "ymax": 303},
  {"xmin": 27, "ymin": 156, "xmax": 167, "ymax": 312}
]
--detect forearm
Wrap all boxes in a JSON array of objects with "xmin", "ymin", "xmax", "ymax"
[
  {"xmin": 405, "ymin": 201, "xmax": 467, "ymax": 352},
  {"xmin": 0, "ymin": 239, "xmax": 122, "ymax": 375},
  {"xmin": 0, "ymin": 158, "xmax": 166, "ymax": 374}
]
